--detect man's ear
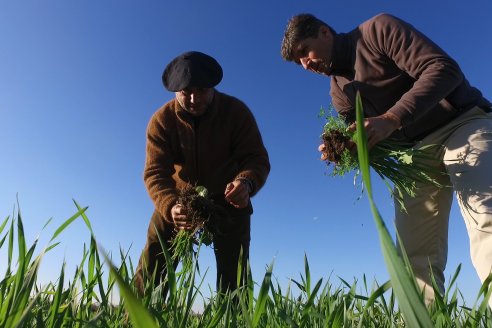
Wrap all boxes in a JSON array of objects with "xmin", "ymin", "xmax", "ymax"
[{"xmin": 318, "ymin": 25, "xmax": 332, "ymax": 39}]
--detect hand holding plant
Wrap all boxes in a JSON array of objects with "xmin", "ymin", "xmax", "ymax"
[
  {"xmin": 171, "ymin": 184, "xmax": 229, "ymax": 268},
  {"xmin": 319, "ymin": 101, "xmax": 447, "ymax": 210}
]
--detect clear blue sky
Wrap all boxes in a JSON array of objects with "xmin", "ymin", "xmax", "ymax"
[{"xmin": 1, "ymin": 1, "xmax": 491, "ymax": 305}]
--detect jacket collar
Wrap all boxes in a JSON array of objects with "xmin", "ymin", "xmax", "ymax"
[{"xmin": 330, "ymin": 32, "xmax": 355, "ymax": 79}]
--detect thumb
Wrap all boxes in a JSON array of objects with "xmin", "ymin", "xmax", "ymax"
[
  {"xmin": 225, "ymin": 182, "xmax": 234, "ymax": 195},
  {"xmin": 347, "ymin": 122, "xmax": 356, "ymax": 133}
]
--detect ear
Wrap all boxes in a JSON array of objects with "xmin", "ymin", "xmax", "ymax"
[{"xmin": 318, "ymin": 25, "xmax": 332, "ymax": 40}]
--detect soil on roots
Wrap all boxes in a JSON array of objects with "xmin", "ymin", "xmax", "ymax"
[
  {"xmin": 321, "ymin": 130, "xmax": 351, "ymax": 163},
  {"xmin": 177, "ymin": 185, "xmax": 229, "ymax": 239}
]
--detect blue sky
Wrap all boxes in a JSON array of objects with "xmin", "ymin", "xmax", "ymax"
[{"xmin": 1, "ymin": 1, "xmax": 491, "ymax": 305}]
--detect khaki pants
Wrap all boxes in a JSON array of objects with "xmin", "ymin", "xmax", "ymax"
[{"xmin": 395, "ymin": 106, "xmax": 492, "ymax": 306}]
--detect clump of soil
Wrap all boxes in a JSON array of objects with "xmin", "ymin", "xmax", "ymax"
[
  {"xmin": 321, "ymin": 130, "xmax": 352, "ymax": 164},
  {"xmin": 176, "ymin": 184, "xmax": 229, "ymax": 245}
]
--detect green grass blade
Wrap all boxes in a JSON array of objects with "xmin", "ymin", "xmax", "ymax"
[
  {"xmin": 252, "ymin": 262, "xmax": 273, "ymax": 327},
  {"xmin": 100, "ymin": 246, "xmax": 159, "ymax": 328},
  {"xmin": 0, "ymin": 216, "xmax": 9, "ymax": 236},
  {"xmin": 237, "ymin": 246, "xmax": 244, "ymax": 289},
  {"xmin": 0, "ymin": 234, "xmax": 7, "ymax": 250},
  {"xmin": 6, "ymin": 252, "xmax": 44, "ymax": 328},
  {"xmin": 49, "ymin": 206, "xmax": 88, "ymax": 243},
  {"xmin": 7, "ymin": 217, "xmax": 14, "ymax": 270},
  {"xmin": 205, "ymin": 300, "xmax": 228, "ymax": 328},
  {"xmin": 301, "ymin": 278, "xmax": 323, "ymax": 320},
  {"xmin": 47, "ymin": 262, "xmax": 65, "ymax": 328},
  {"xmin": 12, "ymin": 292, "xmax": 41, "ymax": 328},
  {"xmin": 357, "ymin": 280, "xmax": 391, "ymax": 328},
  {"xmin": 154, "ymin": 224, "xmax": 176, "ymax": 303},
  {"xmin": 303, "ymin": 253, "xmax": 311, "ymax": 299},
  {"xmin": 355, "ymin": 91, "xmax": 433, "ymax": 327},
  {"xmin": 73, "ymin": 199, "xmax": 94, "ymax": 234}
]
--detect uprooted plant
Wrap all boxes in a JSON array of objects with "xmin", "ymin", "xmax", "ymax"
[
  {"xmin": 171, "ymin": 184, "xmax": 229, "ymax": 269},
  {"xmin": 319, "ymin": 103, "xmax": 448, "ymax": 210}
]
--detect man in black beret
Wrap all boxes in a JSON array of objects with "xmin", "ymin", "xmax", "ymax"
[{"xmin": 135, "ymin": 51, "xmax": 270, "ymax": 297}]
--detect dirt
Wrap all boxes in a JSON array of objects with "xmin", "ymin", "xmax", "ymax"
[
  {"xmin": 321, "ymin": 130, "xmax": 351, "ymax": 164},
  {"xmin": 177, "ymin": 185, "xmax": 229, "ymax": 243}
]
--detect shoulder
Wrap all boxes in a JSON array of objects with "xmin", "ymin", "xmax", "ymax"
[
  {"xmin": 357, "ymin": 13, "xmax": 419, "ymax": 51},
  {"xmin": 358, "ymin": 13, "xmax": 412, "ymax": 37},
  {"xmin": 215, "ymin": 91, "xmax": 253, "ymax": 116},
  {"xmin": 147, "ymin": 98, "xmax": 178, "ymax": 131},
  {"xmin": 361, "ymin": 13, "xmax": 406, "ymax": 28},
  {"xmin": 216, "ymin": 91, "xmax": 249, "ymax": 109},
  {"xmin": 213, "ymin": 91, "xmax": 259, "ymax": 128},
  {"xmin": 151, "ymin": 99, "xmax": 177, "ymax": 120}
]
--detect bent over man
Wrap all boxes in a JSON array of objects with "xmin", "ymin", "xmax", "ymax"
[
  {"xmin": 281, "ymin": 13, "xmax": 492, "ymax": 305},
  {"xmin": 135, "ymin": 51, "xmax": 270, "ymax": 296}
]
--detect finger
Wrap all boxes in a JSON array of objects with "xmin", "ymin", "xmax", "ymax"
[
  {"xmin": 347, "ymin": 122, "xmax": 356, "ymax": 132},
  {"xmin": 172, "ymin": 203, "xmax": 183, "ymax": 214},
  {"xmin": 227, "ymin": 190, "xmax": 248, "ymax": 208},
  {"xmin": 318, "ymin": 144, "xmax": 326, "ymax": 152},
  {"xmin": 231, "ymin": 197, "xmax": 248, "ymax": 209},
  {"xmin": 224, "ymin": 182, "xmax": 235, "ymax": 196}
]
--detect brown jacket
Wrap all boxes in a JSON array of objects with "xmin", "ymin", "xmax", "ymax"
[
  {"xmin": 330, "ymin": 13, "xmax": 491, "ymax": 142},
  {"xmin": 144, "ymin": 90, "xmax": 270, "ymax": 222}
]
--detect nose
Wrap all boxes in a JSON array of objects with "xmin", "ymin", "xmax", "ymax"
[{"xmin": 190, "ymin": 93, "xmax": 198, "ymax": 103}]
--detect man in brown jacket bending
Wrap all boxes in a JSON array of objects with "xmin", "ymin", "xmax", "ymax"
[
  {"xmin": 281, "ymin": 13, "xmax": 492, "ymax": 306},
  {"xmin": 135, "ymin": 51, "xmax": 270, "ymax": 296}
]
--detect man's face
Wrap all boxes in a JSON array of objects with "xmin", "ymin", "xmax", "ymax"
[
  {"xmin": 175, "ymin": 87, "xmax": 214, "ymax": 117},
  {"xmin": 292, "ymin": 25, "xmax": 334, "ymax": 75}
]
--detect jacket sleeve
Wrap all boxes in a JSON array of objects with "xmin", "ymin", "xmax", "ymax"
[
  {"xmin": 143, "ymin": 109, "xmax": 179, "ymax": 223},
  {"xmin": 230, "ymin": 101, "xmax": 270, "ymax": 196},
  {"xmin": 365, "ymin": 13, "xmax": 464, "ymax": 126},
  {"xmin": 330, "ymin": 77, "xmax": 355, "ymax": 123}
]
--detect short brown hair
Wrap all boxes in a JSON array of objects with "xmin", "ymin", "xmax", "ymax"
[{"xmin": 280, "ymin": 14, "xmax": 329, "ymax": 62}]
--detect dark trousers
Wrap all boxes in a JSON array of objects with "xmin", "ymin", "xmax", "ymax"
[{"xmin": 134, "ymin": 210, "xmax": 250, "ymax": 297}]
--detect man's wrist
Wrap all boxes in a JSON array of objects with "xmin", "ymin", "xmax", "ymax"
[
  {"xmin": 383, "ymin": 111, "xmax": 401, "ymax": 130},
  {"xmin": 236, "ymin": 177, "xmax": 253, "ymax": 194}
]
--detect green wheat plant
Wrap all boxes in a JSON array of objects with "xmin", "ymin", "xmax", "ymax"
[
  {"xmin": 170, "ymin": 185, "xmax": 227, "ymax": 272},
  {"xmin": 320, "ymin": 101, "xmax": 447, "ymax": 210}
]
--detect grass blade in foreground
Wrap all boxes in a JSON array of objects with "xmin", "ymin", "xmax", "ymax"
[
  {"xmin": 100, "ymin": 247, "xmax": 159, "ymax": 328},
  {"xmin": 354, "ymin": 91, "xmax": 433, "ymax": 327},
  {"xmin": 252, "ymin": 262, "xmax": 273, "ymax": 327}
]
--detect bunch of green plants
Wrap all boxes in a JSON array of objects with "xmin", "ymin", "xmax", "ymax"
[{"xmin": 320, "ymin": 102, "xmax": 447, "ymax": 209}]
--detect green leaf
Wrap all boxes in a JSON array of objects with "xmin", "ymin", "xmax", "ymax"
[
  {"xmin": 100, "ymin": 246, "xmax": 159, "ymax": 328},
  {"xmin": 354, "ymin": 91, "xmax": 433, "ymax": 327},
  {"xmin": 253, "ymin": 262, "xmax": 273, "ymax": 327},
  {"xmin": 49, "ymin": 206, "xmax": 88, "ymax": 243},
  {"xmin": 195, "ymin": 185, "xmax": 209, "ymax": 198}
]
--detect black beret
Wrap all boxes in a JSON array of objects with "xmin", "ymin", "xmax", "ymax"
[{"xmin": 162, "ymin": 51, "xmax": 223, "ymax": 92}]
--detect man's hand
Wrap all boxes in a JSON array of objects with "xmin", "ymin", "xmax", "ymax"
[
  {"xmin": 318, "ymin": 143, "xmax": 328, "ymax": 160},
  {"xmin": 347, "ymin": 112, "xmax": 401, "ymax": 149},
  {"xmin": 224, "ymin": 179, "xmax": 250, "ymax": 209},
  {"xmin": 171, "ymin": 203, "xmax": 192, "ymax": 231}
]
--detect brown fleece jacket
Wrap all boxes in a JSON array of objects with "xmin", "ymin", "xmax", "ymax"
[
  {"xmin": 144, "ymin": 90, "xmax": 270, "ymax": 223},
  {"xmin": 329, "ymin": 13, "xmax": 491, "ymax": 142}
]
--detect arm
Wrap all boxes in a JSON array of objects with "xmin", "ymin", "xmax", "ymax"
[
  {"xmin": 224, "ymin": 102, "xmax": 270, "ymax": 208},
  {"xmin": 368, "ymin": 13, "xmax": 463, "ymax": 126},
  {"xmin": 330, "ymin": 14, "xmax": 463, "ymax": 149},
  {"xmin": 330, "ymin": 77, "xmax": 400, "ymax": 150},
  {"xmin": 143, "ymin": 109, "xmax": 180, "ymax": 223}
]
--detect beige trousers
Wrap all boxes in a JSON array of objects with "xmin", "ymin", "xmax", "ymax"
[{"xmin": 395, "ymin": 106, "xmax": 492, "ymax": 306}]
